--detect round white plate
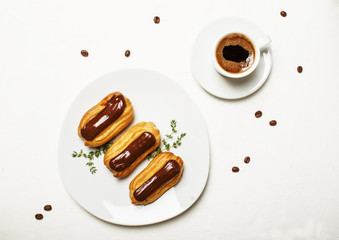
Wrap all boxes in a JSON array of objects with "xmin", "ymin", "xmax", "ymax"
[
  {"xmin": 58, "ymin": 69, "xmax": 210, "ymax": 226},
  {"xmin": 191, "ymin": 16, "xmax": 272, "ymax": 99}
]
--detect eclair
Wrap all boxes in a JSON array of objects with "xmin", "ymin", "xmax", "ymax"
[
  {"xmin": 78, "ymin": 92, "xmax": 134, "ymax": 147},
  {"xmin": 129, "ymin": 152, "xmax": 184, "ymax": 205},
  {"xmin": 104, "ymin": 122, "xmax": 161, "ymax": 178}
]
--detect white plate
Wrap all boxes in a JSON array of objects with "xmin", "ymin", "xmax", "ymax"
[
  {"xmin": 191, "ymin": 16, "xmax": 272, "ymax": 99},
  {"xmin": 58, "ymin": 69, "xmax": 210, "ymax": 226}
]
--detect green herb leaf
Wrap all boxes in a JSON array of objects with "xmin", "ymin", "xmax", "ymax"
[
  {"xmin": 95, "ymin": 151, "xmax": 100, "ymax": 157},
  {"xmin": 72, "ymin": 141, "xmax": 113, "ymax": 174},
  {"xmin": 77, "ymin": 149, "xmax": 83, "ymax": 157},
  {"xmin": 156, "ymin": 147, "xmax": 162, "ymax": 154},
  {"xmin": 171, "ymin": 120, "xmax": 177, "ymax": 133},
  {"xmin": 147, "ymin": 120, "xmax": 186, "ymax": 161},
  {"xmin": 90, "ymin": 166, "xmax": 97, "ymax": 174},
  {"xmin": 72, "ymin": 120, "xmax": 186, "ymax": 172}
]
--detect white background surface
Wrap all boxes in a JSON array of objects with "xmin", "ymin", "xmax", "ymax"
[{"xmin": 1, "ymin": 0, "xmax": 339, "ymax": 239}]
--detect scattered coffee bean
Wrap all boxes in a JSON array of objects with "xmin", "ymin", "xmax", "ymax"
[
  {"xmin": 297, "ymin": 66, "xmax": 303, "ymax": 73},
  {"xmin": 280, "ymin": 11, "xmax": 287, "ymax": 17},
  {"xmin": 35, "ymin": 213, "xmax": 43, "ymax": 220},
  {"xmin": 81, "ymin": 50, "xmax": 89, "ymax": 57},
  {"xmin": 244, "ymin": 156, "xmax": 250, "ymax": 164},
  {"xmin": 255, "ymin": 110, "xmax": 262, "ymax": 118},
  {"xmin": 125, "ymin": 50, "xmax": 131, "ymax": 57},
  {"xmin": 44, "ymin": 205, "xmax": 52, "ymax": 211},
  {"xmin": 269, "ymin": 120, "xmax": 277, "ymax": 126},
  {"xmin": 232, "ymin": 166, "xmax": 239, "ymax": 172},
  {"xmin": 154, "ymin": 16, "xmax": 160, "ymax": 24}
]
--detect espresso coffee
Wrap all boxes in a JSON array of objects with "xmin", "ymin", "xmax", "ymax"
[{"xmin": 216, "ymin": 33, "xmax": 255, "ymax": 74}]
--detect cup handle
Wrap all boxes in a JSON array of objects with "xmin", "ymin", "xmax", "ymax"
[{"xmin": 257, "ymin": 35, "xmax": 271, "ymax": 50}]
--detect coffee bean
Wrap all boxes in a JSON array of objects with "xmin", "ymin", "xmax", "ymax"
[
  {"xmin": 244, "ymin": 156, "xmax": 250, "ymax": 164},
  {"xmin": 280, "ymin": 11, "xmax": 287, "ymax": 17},
  {"xmin": 125, "ymin": 50, "xmax": 130, "ymax": 57},
  {"xmin": 297, "ymin": 66, "xmax": 303, "ymax": 73},
  {"xmin": 154, "ymin": 16, "xmax": 160, "ymax": 24},
  {"xmin": 255, "ymin": 110, "xmax": 262, "ymax": 118},
  {"xmin": 35, "ymin": 213, "xmax": 43, "ymax": 220},
  {"xmin": 269, "ymin": 120, "xmax": 277, "ymax": 126},
  {"xmin": 44, "ymin": 205, "xmax": 52, "ymax": 211},
  {"xmin": 81, "ymin": 50, "xmax": 89, "ymax": 57},
  {"xmin": 232, "ymin": 166, "xmax": 239, "ymax": 172}
]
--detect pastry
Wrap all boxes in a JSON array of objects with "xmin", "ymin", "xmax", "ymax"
[
  {"xmin": 129, "ymin": 152, "xmax": 184, "ymax": 205},
  {"xmin": 78, "ymin": 92, "xmax": 134, "ymax": 147},
  {"xmin": 104, "ymin": 122, "xmax": 161, "ymax": 178}
]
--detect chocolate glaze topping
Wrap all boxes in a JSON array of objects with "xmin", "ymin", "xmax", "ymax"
[
  {"xmin": 81, "ymin": 94, "xmax": 126, "ymax": 141},
  {"xmin": 109, "ymin": 132, "xmax": 156, "ymax": 172},
  {"xmin": 134, "ymin": 160, "xmax": 181, "ymax": 202}
]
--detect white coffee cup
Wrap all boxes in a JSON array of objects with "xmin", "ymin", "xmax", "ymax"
[{"xmin": 213, "ymin": 32, "xmax": 271, "ymax": 78}]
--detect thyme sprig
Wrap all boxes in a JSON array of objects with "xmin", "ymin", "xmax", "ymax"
[
  {"xmin": 72, "ymin": 142, "xmax": 112, "ymax": 174},
  {"xmin": 147, "ymin": 120, "xmax": 186, "ymax": 160},
  {"xmin": 72, "ymin": 120, "xmax": 186, "ymax": 173}
]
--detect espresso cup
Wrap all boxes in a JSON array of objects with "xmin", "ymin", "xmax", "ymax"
[{"xmin": 213, "ymin": 32, "xmax": 271, "ymax": 78}]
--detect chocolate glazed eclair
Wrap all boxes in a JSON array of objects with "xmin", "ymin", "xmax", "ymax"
[
  {"xmin": 78, "ymin": 92, "xmax": 134, "ymax": 147},
  {"xmin": 104, "ymin": 122, "xmax": 161, "ymax": 178},
  {"xmin": 129, "ymin": 152, "xmax": 184, "ymax": 205}
]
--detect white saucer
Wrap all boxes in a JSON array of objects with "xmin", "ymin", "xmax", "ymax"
[{"xmin": 191, "ymin": 16, "xmax": 272, "ymax": 99}]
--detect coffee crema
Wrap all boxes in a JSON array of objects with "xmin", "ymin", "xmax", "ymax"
[{"xmin": 216, "ymin": 33, "xmax": 255, "ymax": 74}]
